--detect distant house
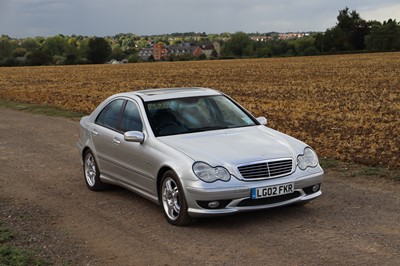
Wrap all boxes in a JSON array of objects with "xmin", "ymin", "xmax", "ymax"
[
  {"xmin": 278, "ymin": 32, "xmax": 306, "ymax": 40},
  {"xmin": 109, "ymin": 59, "xmax": 119, "ymax": 64},
  {"xmin": 192, "ymin": 46, "xmax": 203, "ymax": 57},
  {"xmin": 250, "ymin": 33, "xmax": 307, "ymax": 41},
  {"xmin": 198, "ymin": 42, "xmax": 220, "ymax": 58},
  {"xmin": 138, "ymin": 42, "xmax": 220, "ymax": 62},
  {"xmin": 153, "ymin": 43, "xmax": 168, "ymax": 61},
  {"xmin": 168, "ymin": 45, "xmax": 199, "ymax": 57},
  {"xmin": 108, "ymin": 59, "xmax": 128, "ymax": 64},
  {"xmin": 139, "ymin": 48, "xmax": 153, "ymax": 61},
  {"xmin": 250, "ymin": 36, "xmax": 274, "ymax": 42}
]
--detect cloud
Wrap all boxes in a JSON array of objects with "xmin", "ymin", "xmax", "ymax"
[
  {"xmin": 361, "ymin": 3, "xmax": 400, "ymax": 22},
  {"xmin": 1, "ymin": 0, "xmax": 400, "ymax": 37}
]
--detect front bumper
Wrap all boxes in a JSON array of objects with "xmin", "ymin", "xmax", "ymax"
[{"xmin": 184, "ymin": 170, "xmax": 324, "ymax": 217}]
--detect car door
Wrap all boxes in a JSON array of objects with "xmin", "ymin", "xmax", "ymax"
[
  {"xmin": 91, "ymin": 99, "xmax": 125, "ymax": 179},
  {"xmin": 111, "ymin": 100, "xmax": 154, "ymax": 195}
]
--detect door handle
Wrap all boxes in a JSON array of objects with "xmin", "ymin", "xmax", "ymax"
[
  {"xmin": 91, "ymin": 129, "xmax": 98, "ymax": 136},
  {"xmin": 113, "ymin": 137, "xmax": 121, "ymax": 145}
]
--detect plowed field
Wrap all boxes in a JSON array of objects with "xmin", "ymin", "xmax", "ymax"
[{"xmin": 0, "ymin": 53, "xmax": 399, "ymax": 167}]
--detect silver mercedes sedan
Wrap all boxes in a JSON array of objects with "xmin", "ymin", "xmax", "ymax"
[{"xmin": 77, "ymin": 88, "xmax": 323, "ymax": 225}]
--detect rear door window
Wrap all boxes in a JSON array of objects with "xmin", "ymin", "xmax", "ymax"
[{"xmin": 95, "ymin": 99, "xmax": 124, "ymax": 130}]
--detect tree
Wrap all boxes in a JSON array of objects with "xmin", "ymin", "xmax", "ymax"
[
  {"xmin": 183, "ymin": 36, "xmax": 195, "ymax": 43},
  {"xmin": 254, "ymin": 46, "xmax": 272, "ymax": 58},
  {"xmin": 208, "ymin": 34, "xmax": 219, "ymax": 42},
  {"xmin": 198, "ymin": 53, "xmax": 207, "ymax": 60},
  {"xmin": 64, "ymin": 43, "xmax": 80, "ymax": 65},
  {"xmin": 87, "ymin": 37, "xmax": 111, "ymax": 64},
  {"xmin": 0, "ymin": 37, "xmax": 14, "ymax": 60},
  {"xmin": 27, "ymin": 49, "xmax": 52, "ymax": 66},
  {"xmin": 127, "ymin": 54, "xmax": 140, "ymax": 63},
  {"xmin": 136, "ymin": 37, "xmax": 149, "ymax": 48},
  {"xmin": 42, "ymin": 35, "xmax": 66, "ymax": 57},
  {"xmin": 316, "ymin": 7, "xmax": 370, "ymax": 52},
  {"xmin": 365, "ymin": 19, "xmax": 400, "ymax": 51},
  {"xmin": 267, "ymin": 40, "xmax": 293, "ymax": 56},
  {"xmin": 121, "ymin": 37, "xmax": 136, "ymax": 54},
  {"xmin": 13, "ymin": 48, "xmax": 27, "ymax": 57},
  {"xmin": 2, "ymin": 57, "xmax": 19, "ymax": 66},
  {"xmin": 292, "ymin": 36, "xmax": 319, "ymax": 56},
  {"xmin": 110, "ymin": 44, "xmax": 127, "ymax": 61},
  {"xmin": 315, "ymin": 32, "xmax": 329, "ymax": 53},
  {"xmin": 211, "ymin": 49, "xmax": 219, "ymax": 58},
  {"xmin": 77, "ymin": 38, "xmax": 90, "ymax": 61},
  {"xmin": 20, "ymin": 38, "xmax": 39, "ymax": 52},
  {"xmin": 336, "ymin": 7, "xmax": 370, "ymax": 50},
  {"xmin": 303, "ymin": 46, "xmax": 320, "ymax": 56},
  {"xmin": 223, "ymin": 32, "xmax": 253, "ymax": 57}
]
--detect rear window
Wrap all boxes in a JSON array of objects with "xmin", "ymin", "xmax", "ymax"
[{"xmin": 95, "ymin": 99, "xmax": 124, "ymax": 130}]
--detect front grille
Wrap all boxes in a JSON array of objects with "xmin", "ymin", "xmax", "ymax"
[
  {"xmin": 237, "ymin": 159, "xmax": 293, "ymax": 180},
  {"xmin": 237, "ymin": 191, "xmax": 301, "ymax": 207}
]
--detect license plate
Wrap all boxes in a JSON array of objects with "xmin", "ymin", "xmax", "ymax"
[{"xmin": 251, "ymin": 183, "xmax": 294, "ymax": 199}]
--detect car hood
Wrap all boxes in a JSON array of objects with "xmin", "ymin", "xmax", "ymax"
[{"xmin": 159, "ymin": 126, "xmax": 300, "ymax": 166}]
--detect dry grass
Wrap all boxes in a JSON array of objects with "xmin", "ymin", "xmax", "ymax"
[{"xmin": 0, "ymin": 52, "xmax": 399, "ymax": 168}]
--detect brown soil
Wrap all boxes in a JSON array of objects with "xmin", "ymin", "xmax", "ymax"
[{"xmin": 0, "ymin": 108, "xmax": 399, "ymax": 265}]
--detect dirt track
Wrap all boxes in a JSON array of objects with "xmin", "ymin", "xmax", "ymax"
[{"xmin": 0, "ymin": 108, "xmax": 399, "ymax": 265}]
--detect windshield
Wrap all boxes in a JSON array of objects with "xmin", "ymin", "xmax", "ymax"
[{"xmin": 145, "ymin": 95, "xmax": 258, "ymax": 137}]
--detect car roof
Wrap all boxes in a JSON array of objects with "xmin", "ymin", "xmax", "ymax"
[{"xmin": 120, "ymin": 87, "xmax": 222, "ymax": 102}]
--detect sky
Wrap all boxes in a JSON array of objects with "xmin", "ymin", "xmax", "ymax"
[{"xmin": 1, "ymin": 0, "xmax": 400, "ymax": 38}]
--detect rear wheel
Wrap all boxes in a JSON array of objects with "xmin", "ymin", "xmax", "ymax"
[
  {"xmin": 160, "ymin": 170, "xmax": 195, "ymax": 226},
  {"xmin": 83, "ymin": 150, "xmax": 107, "ymax": 191}
]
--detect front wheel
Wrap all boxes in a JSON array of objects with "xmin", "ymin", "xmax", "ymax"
[{"xmin": 160, "ymin": 171, "xmax": 195, "ymax": 226}]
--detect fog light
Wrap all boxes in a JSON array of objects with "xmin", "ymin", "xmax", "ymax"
[
  {"xmin": 312, "ymin": 184, "xmax": 320, "ymax": 192},
  {"xmin": 208, "ymin": 201, "xmax": 220, "ymax": 209}
]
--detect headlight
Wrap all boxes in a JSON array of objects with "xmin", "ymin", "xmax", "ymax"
[
  {"xmin": 192, "ymin": 162, "xmax": 231, "ymax": 183},
  {"xmin": 297, "ymin": 147, "xmax": 319, "ymax": 170}
]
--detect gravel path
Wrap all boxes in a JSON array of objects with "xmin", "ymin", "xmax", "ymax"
[{"xmin": 0, "ymin": 108, "xmax": 399, "ymax": 265}]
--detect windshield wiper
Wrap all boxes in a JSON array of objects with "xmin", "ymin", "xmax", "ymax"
[{"xmin": 186, "ymin": 125, "xmax": 230, "ymax": 133}]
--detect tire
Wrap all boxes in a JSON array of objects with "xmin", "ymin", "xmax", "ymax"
[
  {"xmin": 160, "ymin": 170, "xmax": 196, "ymax": 226},
  {"xmin": 83, "ymin": 150, "xmax": 107, "ymax": 191}
]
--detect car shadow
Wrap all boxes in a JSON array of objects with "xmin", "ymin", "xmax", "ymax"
[{"xmin": 88, "ymin": 185, "xmax": 317, "ymax": 228}]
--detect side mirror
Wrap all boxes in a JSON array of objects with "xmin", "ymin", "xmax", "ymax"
[
  {"xmin": 256, "ymin": 116, "xmax": 268, "ymax": 125},
  {"xmin": 124, "ymin": 131, "xmax": 145, "ymax": 143}
]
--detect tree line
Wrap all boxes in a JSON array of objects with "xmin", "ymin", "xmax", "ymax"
[
  {"xmin": 222, "ymin": 7, "xmax": 400, "ymax": 58},
  {"xmin": 0, "ymin": 7, "xmax": 399, "ymax": 66},
  {"xmin": 0, "ymin": 35, "xmax": 120, "ymax": 66}
]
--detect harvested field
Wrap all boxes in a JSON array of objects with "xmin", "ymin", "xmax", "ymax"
[{"xmin": 0, "ymin": 52, "xmax": 399, "ymax": 168}]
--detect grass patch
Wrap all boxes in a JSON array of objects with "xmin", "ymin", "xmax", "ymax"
[
  {"xmin": 0, "ymin": 99, "xmax": 87, "ymax": 120},
  {"xmin": 319, "ymin": 157, "xmax": 340, "ymax": 169},
  {"xmin": 0, "ymin": 222, "xmax": 13, "ymax": 243},
  {"xmin": 347, "ymin": 166, "xmax": 388, "ymax": 178},
  {"xmin": 361, "ymin": 167, "xmax": 389, "ymax": 176},
  {"xmin": 0, "ymin": 222, "xmax": 49, "ymax": 266},
  {"xmin": 0, "ymin": 245, "xmax": 48, "ymax": 266},
  {"xmin": 319, "ymin": 158, "xmax": 399, "ymax": 181},
  {"xmin": 342, "ymin": 164, "xmax": 399, "ymax": 181}
]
